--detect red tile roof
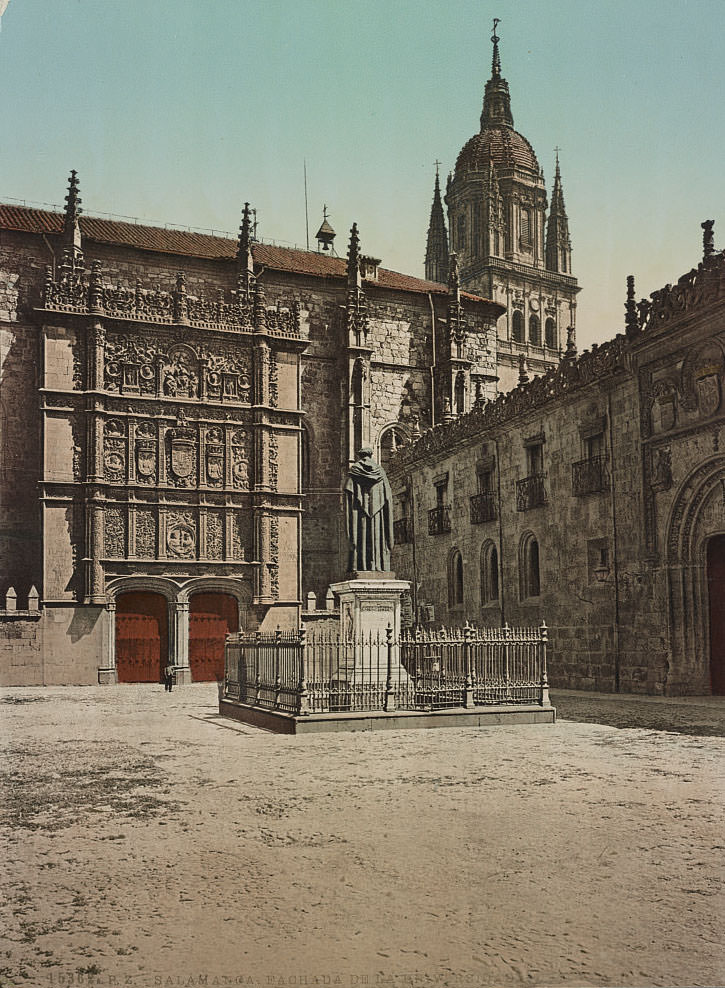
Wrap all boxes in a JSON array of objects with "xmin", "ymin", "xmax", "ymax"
[{"xmin": 0, "ymin": 203, "xmax": 498, "ymax": 306}]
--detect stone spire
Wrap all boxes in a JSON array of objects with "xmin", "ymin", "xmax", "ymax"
[
  {"xmin": 347, "ymin": 222, "xmax": 362, "ymax": 290},
  {"xmin": 62, "ymin": 169, "xmax": 83, "ymax": 264},
  {"xmin": 545, "ymin": 151, "xmax": 572, "ymax": 274},
  {"xmin": 425, "ymin": 165, "xmax": 449, "ymax": 283},
  {"xmin": 237, "ymin": 202, "xmax": 255, "ymax": 294},
  {"xmin": 625, "ymin": 274, "xmax": 639, "ymax": 340},
  {"xmin": 480, "ymin": 18, "xmax": 514, "ymax": 130}
]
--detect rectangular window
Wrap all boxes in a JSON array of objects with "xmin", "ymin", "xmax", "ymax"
[{"xmin": 527, "ymin": 443, "xmax": 543, "ymax": 477}]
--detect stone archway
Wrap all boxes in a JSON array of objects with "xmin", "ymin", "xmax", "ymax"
[{"xmin": 666, "ymin": 455, "xmax": 725, "ymax": 694}]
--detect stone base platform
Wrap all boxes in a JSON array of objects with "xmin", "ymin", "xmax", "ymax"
[{"xmin": 218, "ymin": 698, "xmax": 556, "ymax": 734}]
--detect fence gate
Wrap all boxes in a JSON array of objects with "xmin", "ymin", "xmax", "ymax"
[
  {"xmin": 189, "ymin": 593, "xmax": 239, "ymax": 682},
  {"xmin": 115, "ymin": 592, "xmax": 168, "ymax": 683}
]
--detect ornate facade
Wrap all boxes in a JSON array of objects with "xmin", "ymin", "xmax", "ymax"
[
  {"xmin": 392, "ymin": 224, "xmax": 725, "ymax": 695},
  {"xmin": 425, "ymin": 22, "xmax": 580, "ymax": 392},
  {"xmin": 0, "ymin": 172, "xmax": 502, "ymax": 685}
]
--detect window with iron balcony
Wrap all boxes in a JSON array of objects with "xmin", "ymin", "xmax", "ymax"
[
  {"xmin": 429, "ymin": 477, "xmax": 451, "ymax": 535},
  {"xmin": 470, "ymin": 465, "xmax": 497, "ymax": 524},
  {"xmin": 516, "ymin": 441, "xmax": 547, "ymax": 511},
  {"xmin": 572, "ymin": 432, "xmax": 609, "ymax": 496}
]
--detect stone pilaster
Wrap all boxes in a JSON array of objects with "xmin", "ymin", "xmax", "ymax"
[
  {"xmin": 98, "ymin": 602, "xmax": 118, "ymax": 684},
  {"xmin": 170, "ymin": 600, "xmax": 191, "ymax": 683}
]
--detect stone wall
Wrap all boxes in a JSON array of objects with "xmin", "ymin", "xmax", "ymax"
[{"xmin": 390, "ymin": 248, "xmax": 725, "ymax": 695}]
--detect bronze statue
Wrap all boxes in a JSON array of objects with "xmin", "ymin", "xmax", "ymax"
[{"xmin": 345, "ymin": 448, "xmax": 394, "ymax": 572}]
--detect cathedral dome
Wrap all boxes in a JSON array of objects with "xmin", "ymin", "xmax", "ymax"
[{"xmin": 455, "ymin": 125, "xmax": 540, "ymax": 177}]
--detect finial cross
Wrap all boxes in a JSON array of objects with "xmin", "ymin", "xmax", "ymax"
[
  {"xmin": 492, "ymin": 17, "xmax": 500, "ymax": 43},
  {"xmin": 434, "ymin": 159, "xmax": 441, "ymax": 176}
]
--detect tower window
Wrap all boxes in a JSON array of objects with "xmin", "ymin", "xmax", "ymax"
[
  {"xmin": 520, "ymin": 208, "xmax": 532, "ymax": 248},
  {"xmin": 529, "ymin": 313, "xmax": 541, "ymax": 345},
  {"xmin": 545, "ymin": 317, "xmax": 556, "ymax": 349}
]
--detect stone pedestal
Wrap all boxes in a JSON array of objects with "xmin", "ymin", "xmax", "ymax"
[{"xmin": 329, "ymin": 574, "xmax": 411, "ymax": 702}]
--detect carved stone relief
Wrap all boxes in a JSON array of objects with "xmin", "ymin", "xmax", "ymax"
[
  {"xmin": 231, "ymin": 429, "xmax": 250, "ymax": 490},
  {"xmin": 166, "ymin": 426, "xmax": 197, "ymax": 488},
  {"xmin": 135, "ymin": 420, "xmax": 157, "ymax": 485},
  {"xmin": 205, "ymin": 427, "xmax": 224, "ymax": 487},
  {"xmin": 104, "ymin": 506, "xmax": 126, "ymax": 557},
  {"xmin": 135, "ymin": 509, "xmax": 156, "ymax": 557},
  {"xmin": 166, "ymin": 510, "xmax": 196, "ymax": 559},
  {"xmin": 104, "ymin": 419, "xmax": 126, "ymax": 483},
  {"xmin": 207, "ymin": 511, "xmax": 224, "ymax": 560}
]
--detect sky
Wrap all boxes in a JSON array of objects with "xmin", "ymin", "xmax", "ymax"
[{"xmin": 0, "ymin": 0, "xmax": 723, "ymax": 348}]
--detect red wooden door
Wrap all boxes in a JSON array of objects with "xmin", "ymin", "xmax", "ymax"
[
  {"xmin": 707, "ymin": 536, "xmax": 725, "ymax": 694},
  {"xmin": 116, "ymin": 592, "xmax": 168, "ymax": 683},
  {"xmin": 189, "ymin": 593, "xmax": 239, "ymax": 682}
]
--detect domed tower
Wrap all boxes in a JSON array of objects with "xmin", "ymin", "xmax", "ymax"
[{"xmin": 428, "ymin": 20, "xmax": 580, "ymax": 391}]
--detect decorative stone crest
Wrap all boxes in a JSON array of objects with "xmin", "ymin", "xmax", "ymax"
[
  {"xmin": 205, "ymin": 427, "xmax": 224, "ymax": 485},
  {"xmin": 166, "ymin": 511, "xmax": 196, "ymax": 558}
]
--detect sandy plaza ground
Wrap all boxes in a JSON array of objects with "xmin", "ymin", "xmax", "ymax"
[{"xmin": 1, "ymin": 685, "xmax": 723, "ymax": 988}]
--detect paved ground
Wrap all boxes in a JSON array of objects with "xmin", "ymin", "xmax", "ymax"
[{"xmin": 1, "ymin": 686, "xmax": 723, "ymax": 988}]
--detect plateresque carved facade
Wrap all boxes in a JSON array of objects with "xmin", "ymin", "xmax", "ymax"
[
  {"xmin": 0, "ymin": 173, "xmax": 502, "ymax": 684},
  {"xmin": 390, "ymin": 226, "xmax": 725, "ymax": 695}
]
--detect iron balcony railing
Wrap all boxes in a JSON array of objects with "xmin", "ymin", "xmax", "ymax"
[
  {"xmin": 470, "ymin": 491, "xmax": 497, "ymax": 524},
  {"xmin": 223, "ymin": 623, "xmax": 550, "ymax": 716},
  {"xmin": 428, "ymin": 505, "xmax": 452, "ymax": 535},
  {"xmin": 572, "ymin": 455, "xmax": 609, "ymax": 496},
  {"xmin": 516, "ymin": 473, "xmax": 547, "ymax": 511},
  {"xmin": 393, "ymin": 518, "xmax": 411, "ymax": 544}
]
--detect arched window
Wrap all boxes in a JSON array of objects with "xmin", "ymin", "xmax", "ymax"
[
  {"xmin": 545, "ymin": 317, "xmax": 556, "ymax": 349},
  {"xmin": 448, "ymin": 549, "xmax": 464, "ymax": 609},
  {"xmin": 519, "ymin": 533, "xmax": 541, "ymax": 600},
  {"xmin": 529, "ymin": 314, "xmax": 541, "ymax": 345},
  {"xmin": 480, "ymin": 541, "xmax": 499, "ymax": 604},
  {"xmin": 512, "ymin": 310, "xmax": 524, "ymax": 343},
  {"xmin": 379, "ymin": 425, "xmax": 407, "ymax": 473}
]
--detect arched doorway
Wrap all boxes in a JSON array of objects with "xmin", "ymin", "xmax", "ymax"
[
  {"xmin": 707, "ymin": 536, "xmax": 725, "ymax": 694},
  {"xmin": 189, "ymin": 593, "xmax": 239, "ymax": 681},
  {"xmin": 116, "ymin": 592, "xmax": 168, "ymax": 683}
]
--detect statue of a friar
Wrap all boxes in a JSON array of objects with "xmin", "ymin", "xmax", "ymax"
[{"xmin": 344, "ymin": 447, "xmax": 394, "ymax": 572}]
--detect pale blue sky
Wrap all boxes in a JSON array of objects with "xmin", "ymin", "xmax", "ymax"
[{"xmin": 1, "ymin": 0, "xmax": 722, "ymax": 346}]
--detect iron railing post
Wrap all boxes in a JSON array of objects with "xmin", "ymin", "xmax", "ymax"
[
  {"xmin": 297, "ymin": 625, "xmax": 310, "ymax": 715},
  {"xmin": 254, "ymin": 630, "xmax": 261, "ymax": 704},
  {"xmin": 503, "ymin": 622, "xmax": 511, "ymax": 701},
  {"xmin": 539, "ymin": 620, "xmax": 550, "ymax": 706},
  {"xmin": 274, "ymin": 626, "xmax": 282, "ymax": 710},
  {"xmin": 463, "ymin": 622, "xmax": 474, "ymax": 708},
  {"xmin": 384, "ymin": 623, "xmax": 396, "ymax": 712}
]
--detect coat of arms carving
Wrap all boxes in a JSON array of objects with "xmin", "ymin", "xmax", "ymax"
[
  {"xmin": 696, "ymin": 372, "xmax": 721, "ymax": 418},
  {"xmin": 206, "ymin": 444, "xmax": 224, "ymax": 483},
  {"xmin": 136, "ymin": 439, "xmax": 156, "ymax": 479}
]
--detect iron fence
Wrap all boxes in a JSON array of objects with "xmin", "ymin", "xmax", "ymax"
[{"xmin": 224, "ymin": 623, "xmax": 549, "ymax": 716}]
